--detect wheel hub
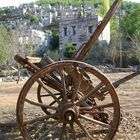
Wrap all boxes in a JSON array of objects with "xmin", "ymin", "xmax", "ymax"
[
  {"xmin": 63, "ymin": 108, "xmax": 76, "ymax": 122},
  {"xmin": 59, "ymin": 102, "xmax": 79, "ymax": 123}
]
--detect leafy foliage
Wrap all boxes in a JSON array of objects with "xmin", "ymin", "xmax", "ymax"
[
  {"xmin": 26, "ymin": 13, "xmax": 40, "ymax": 23},
  {"xmin": 0, "ymin": 7, "xmax": 12, "ymax": 15},
  {"xmin": 120, "ymin": 7, "xmax": 140, "ymax": 40},
  {"xmin": 121, "ymin": 1, "xmax": 140, "ymax": 14},
  {"xmin": 0, "ymin": 26, "xmax": 12, "ymax": 64},
  {"xmin": 0, "ymin": 46, "xmax": 6, "ymax": 63},
  {"xmin": 36, "ymin": 0, "xmax": 100, "ymax": 6},
  {"xmin": 50, "ymin": 31, "xmax": 59, "ymax": 50},
  {"xmin": 0, "ymin": 7, "xmax": 12, "ymax": 21},
  {"xmin": 116, "ymin": 4, "xmax": 140, "ymax": 67},
  {"xmin": 46, "ymin": 50, "xmax": 59, "ymax": 61},
  {"xmin": 99, "ymin": 0, "xmax": 110, "ymax": 16},
  {"xmin": 63, "ymin": 44, "xmax": 76, "ymax": 58}
]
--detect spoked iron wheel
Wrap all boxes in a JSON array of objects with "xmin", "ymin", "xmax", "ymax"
[{"xmin": 16, "ymin": 60, "xmax": 120, "ymax": 140}]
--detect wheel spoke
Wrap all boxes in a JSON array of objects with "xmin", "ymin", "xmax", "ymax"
[
  {"xmin": 75, "ymin": 82, "xmax": 103, "ymax": 106},
  {"xmin": 59, "ymin": 123, "xmax": 66, "ymax": 140},
  {"xmin": 25, "ymin": 98, "xmax": 57, "ymax": 110},
  {"xmin": 38, "ymin": 120, "xmax": 60, "ymax": 140},
  {"xmin": 71, "ymin": 70, "xmax": 84, "ymax": 103},
  {"xmin": 37, "ymin": 79, "xmax": 61, "ymax": 104},
  {"xmin": 93, "ymin": 103, "xmax": 114, "ymax": 109},
  {"xmin": 23, "ymin": 113, "xmax": 57, "ymax": 125},
  {"xmin": 49, "ymin": 99, "xmax": 57, "ymax": 106},
  {"xmin": 50, "ymin": 72, "xmax": 61, "ymax": 83},
  {"xmin": 70, "ymin": 123, "xmax": 76, "ymax": 140},
  {"xmin": 80, "ymin": 103, "xmax": 114, "ymax": 111},
  {"xmin": 76, "ymin": 120, "xmax": 93, "ymax": 140},
  {"xmin": 79, "ymin": 114, "xmax": 111, "ymax": 128},
  {"xmin": 40, "ymin": 93, "xmax": 60, "ymax": 97},
  {"xmin": 80, "ymin": 106, "xmax": 93, "ymax": 111},
  {"xmin": 49, "ymin": 96, "xmax": 62, "ymax": 106},
  {"xmin": 59, "ymin": 68, "xmax": 67, "ymax": 101}
]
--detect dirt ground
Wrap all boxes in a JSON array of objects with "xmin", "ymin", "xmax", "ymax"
[{"xmin": 0, "ymin": 72, "xmax": 140, "ymax": 139}]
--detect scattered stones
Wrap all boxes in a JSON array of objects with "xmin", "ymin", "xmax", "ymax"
[
  {"xmin": 0, "ymin": 76, "xmax": 29, "ymax": 83},
  {"xmin": 115, "ymin": 112, "xmax": 140, "ymax": 140},
  {"xmin": 0, "ymin": 78, "xmax": 2, "ymax": 83}
]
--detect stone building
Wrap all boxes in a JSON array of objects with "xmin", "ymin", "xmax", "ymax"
[{"xmin": 59, "ymin": 16, "xmax": 110, "ymax": 56}]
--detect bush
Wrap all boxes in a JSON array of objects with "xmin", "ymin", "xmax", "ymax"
[
  {"xmin": 45, "ymin": 50, "xmax": 59, "ymax": 61},
  {"xmin": 63, "ymin": 44, "xmax": 76, "ymax": 58},
  {"xmin": 50, "ymin": 31, "xmax": 59, "ymax": 50},
  {"xmin": 129, "ymin": 56, "xmax": 140, "ymax": 66}
]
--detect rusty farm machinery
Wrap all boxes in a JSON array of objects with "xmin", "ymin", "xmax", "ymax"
[{"xmin": 14, "ymin": 0, "xmax": 140, "ymax": 139}]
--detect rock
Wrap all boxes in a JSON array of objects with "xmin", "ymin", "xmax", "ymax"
[{"xmin": 0, "ymin": 78, "xmax": 3, "ymax": 83}]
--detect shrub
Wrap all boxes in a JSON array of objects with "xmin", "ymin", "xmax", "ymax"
[{"xmin": 63, "ymin": 44, "xmax": 76, "ymax": 58}]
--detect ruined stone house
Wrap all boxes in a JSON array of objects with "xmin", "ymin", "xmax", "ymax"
[{"xmin": 59, "ymin": 16, "xmax": 110, "ymax": 57}]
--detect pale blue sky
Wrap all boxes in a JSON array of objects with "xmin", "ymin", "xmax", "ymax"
[{"xmin": 0, "ymin": 0, "xmax": 140, "ymax": 7}]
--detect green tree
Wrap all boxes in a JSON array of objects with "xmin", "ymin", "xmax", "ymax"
[
  {"xmin": 26, "ymin": 13, "xmax": 40, "ymax": 23},
  {"xmin": 0, "ymin": 45, "xmax": 6, "ymax": 63},
  {"xmin": 121, "ymin": 1, "xmax": 140, "ymax": 14},
  {"xmin": 36, "ymin": 0, "xmax": 97, "ymax": 6},
  {"xmin": 50, "ymin": 31, "xmax": 59, "ymax": 50},
  {"xmin": 99, "ymin": 0, "xmax": 110, "ymax": 16},
  {"xmin": 119, "ymin": 6, "xmax": 140, "ymax": 66},
  {"xmin": 63, "ymin": 44, "xmax": 76, "ymax": 58},
  {"xmin": 0, "ymin": 26, "xmax": 12, "ymax": 64},
  {"xmin": 120, "ymin": 8, "xmax": 140, "ymax": 40},
  {"xmin": 109, "ymin": 10, "xmax": 121, "ymax": 66}
]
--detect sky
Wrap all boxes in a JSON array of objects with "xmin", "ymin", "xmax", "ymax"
[
  {"xmin": 0, "ymin": 0, "xmax": 36, "ymax": 7},
  {"xmin": 126, "ymin": 0, "xmax": 140, "ymax": 2},
  {"xmin": 0, "ymin": 0, "xmax": 140, "ymax": 7}
]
